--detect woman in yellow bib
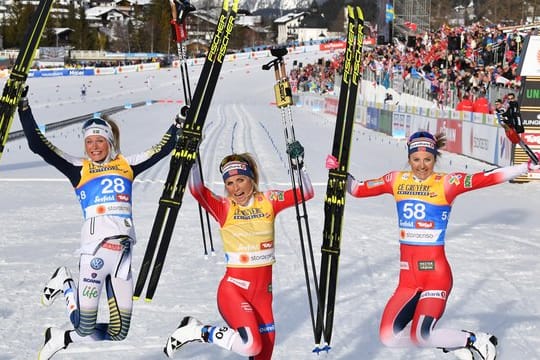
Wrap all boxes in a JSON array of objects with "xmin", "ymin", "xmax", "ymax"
[
  {"xmin": 164, "ymin": 147, "xmax": 314, "ymax": 359},
  {"xmin": 326, "ymin": 131, "xmax": 538, "ymax": 360},
  {"xmin": 17, "ymin": 90, "xmax": 178, "ymax": 359}
]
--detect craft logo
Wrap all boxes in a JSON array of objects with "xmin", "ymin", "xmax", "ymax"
[
  {"xmin": 116, "ymin": 194, "xmax": 130, "ymax": 202},
  {"xmin": 260, "ymin": 241, "xmax": 273, "ymax": 250},
  {"xmin": 416, "ymin": 220, "xmax": 434, "ymax": 229}
]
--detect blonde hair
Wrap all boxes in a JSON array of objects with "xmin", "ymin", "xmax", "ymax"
[{"xmin": 103, "ymin": 115, "xmax": 120, "ymax": 153}]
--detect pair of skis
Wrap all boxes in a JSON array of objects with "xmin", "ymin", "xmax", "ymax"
[
  {"xmin": 314, "ymin": 5, "xmax": 365, "ymax": 352},
  {"xmin": 262, "ymin": 48, "xmax": 320, "ymax": 342},
  {"xmin": 134, "ymin": 0, "xmax": 239, "ymax": 302},
  {"xmin": 0, "ymin": 0, "xmax": 55, "ymax": 163},
  {"xmin": 169, "ymin": 0, "xmax": 215, "ymax": 257}
]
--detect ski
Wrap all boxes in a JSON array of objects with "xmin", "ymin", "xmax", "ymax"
[
  {"xmin": 0, "ymin": 0, "xmax": 55, "ymax": 163},
  {"xmin": 134, "ymin": 0, "xmax": 239, "ymax": 301},
  {"xmin": 314, "ymin": 5, "xmax": 364, "ymax": 351},
  {"xmin": 262, "ymin": 47, "xmax": 320, "ymax": 343}
]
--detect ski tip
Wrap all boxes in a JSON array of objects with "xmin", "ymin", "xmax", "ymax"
[
  {"xmin": 357, "ymin": 6, "xmax": 364, "ymax": 20},
  {"xmin": 144, "ymin": 297, "xmax": 154, "ymax": 303},
  {"xmin": 347, "ymin": 5, "xmax": 355, "ymax": 18},
  {"xmin": 132, "ymin": 295, "xmax": 140, "ymax": 301},
  {"xmin": 312, "ymin": 344, "xmax": 332, "ymax": 354}
]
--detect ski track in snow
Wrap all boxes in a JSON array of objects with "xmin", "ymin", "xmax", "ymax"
[{"xmin": 1, "ymin": 51, "xmax": 540, "ymax": 359}]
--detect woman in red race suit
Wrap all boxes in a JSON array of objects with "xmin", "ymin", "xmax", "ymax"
[
  {"xmin": 326, "ymin": 131, "xmax": 536, "ymax": 360},
  {"xmin": 164, "ymin": 148, "xmax": 314, "ymax": 360}
]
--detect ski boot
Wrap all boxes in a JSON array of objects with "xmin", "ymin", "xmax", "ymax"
[
  {"xmin": 38, "ymin": 327, "xmax": 70, "ymax": 360},
  {"xmin": 444, "ymin": 330, "xmax": 498, "ymax": 360},
  {"xmin": 41, "ymin": 266, "xmax": 80, "ymax": 327},
  {"xmin": 164, "ymin": 316, "xmax": 209, "ymax": 357}
]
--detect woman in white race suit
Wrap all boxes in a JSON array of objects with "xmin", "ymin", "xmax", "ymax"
[{"xmin": 18, "ymin": 95, "xmax": 178, "ymax": 359}]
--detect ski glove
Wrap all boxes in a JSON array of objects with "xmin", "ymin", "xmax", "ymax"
[
  {"xmin": 528, "ymin": 153, "xmax": 540, "ymax": 171},
  {"xmin": 18, "ymin": 85, "xmax": 29, "ymax": 111},
  {"xmin": 175, "ymin": 105, "xmax": 189, "ymax": 128},
  {"xmin": 325, "ymin": 154, "xmax": 339, "ymax": 169},
  {"xmin": 287, "ymin": 140, "xmax": 304, "ymax": 169},
  {"xmin": 287, "ymin": 140, "xmax": 304, "ymax": 158}
]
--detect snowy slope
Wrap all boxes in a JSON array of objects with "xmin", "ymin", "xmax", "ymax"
[{"xmin": 1, "ymin": 51, "xmax": 540, "ymax": 360}]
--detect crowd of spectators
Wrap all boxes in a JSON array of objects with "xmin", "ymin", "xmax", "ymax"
[
  {"xmin": 288, "ymin": 56, "xmax": 342, "ymax": 95},
  {"xmin": 291, "ymin": 21, "xmax": 536, "ymax": 113}
]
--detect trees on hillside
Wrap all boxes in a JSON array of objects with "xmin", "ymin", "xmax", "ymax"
[{"xmin": 0, "ymin": 0, "xmax": 534, "ymax": 53}]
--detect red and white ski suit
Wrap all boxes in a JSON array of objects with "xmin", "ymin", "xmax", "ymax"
[
  {"xmin": 347, "ymin": 164, "xmax": 527, "ymax": 348},
  {"xmin": 189, "ymin": 163, "xmax": 314, "ymax": 359}
]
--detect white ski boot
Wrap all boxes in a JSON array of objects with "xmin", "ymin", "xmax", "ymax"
[
  {"xmin": 164, "ymin": 316, "xmax": 208, "ymax": 358},
  {"xmin": 468, "ymin": 331, "xmax": 498, "ymax": 360},
  {"xmin": 38, "ymin": 327, "xmax": 69, "ymax": 360},
  {"xmin": 41, "ymin": 266, "xmax": 71, "ymax": 306},
  {"xmin": 447, "ymin": 331, "xmax": 498, "ymax": 360},
  {"xmin": 41, "ymin": 266, "xmax": 79, "ymax": 327}
]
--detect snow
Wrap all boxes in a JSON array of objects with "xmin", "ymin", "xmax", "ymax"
[{"xmin": 1, "ymin": 51, "xmax": 540, "ymax": 360}]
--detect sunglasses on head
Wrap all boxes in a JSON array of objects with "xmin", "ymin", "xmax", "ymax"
[{"xmin": 83, "ymin": 117, "xmax": 108, "ymax": 130}]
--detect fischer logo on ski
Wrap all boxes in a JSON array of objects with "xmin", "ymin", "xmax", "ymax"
[
  {"xmin": 314, "ymin": 5, "xmax": 365, "ymax": 352},
  {"xmin": 0, "ymin": 0, "xmax": 55, "ymax": 162},
  {"xmin": 134, "ymin": 0, "xmax": 239, "ymax": 302}
]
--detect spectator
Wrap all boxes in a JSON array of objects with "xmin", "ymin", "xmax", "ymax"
[
  {"xmin": 473, "ymin": 90, "xmax": 491, "ymax": 114},
  {"xmin": 456, "ymin": 93, "xmax": 474, "ymax": 112}
]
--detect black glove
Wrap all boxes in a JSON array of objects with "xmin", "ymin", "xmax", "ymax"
[
  {"xmin": 18, "ymin": 85, "xmax": 29, "ymax": 111},
  {"xmin": 287, "ymin": 140, "xmax": 304, "ymax": 169},
  {"xmin": 175, "ymin": 105, "xmax": 189, "ymax": 128},
  {"xmin": 287, "ymin": 140, "xmax": 304, "ymax": 158}
]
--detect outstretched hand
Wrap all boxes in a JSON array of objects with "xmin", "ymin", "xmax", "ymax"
[
  {"xmin": 325, "ymin": 154, "xmax": 339, "ymax": 169},
  {"xmin": 18, "ymin": 85, "xmax": 29, "ymax": 111},
  {"xmin": 287, "ymin": 140, "xmax": 305, "ymax": 169},
  {"xmin": 174, "ymin": 105, "xmax": 189, "ymax": 128},
  {"xmin": 528, "ymin": 153, "xmax": 540, "ymax": 171},
  {"xmin": 287, "ymin": 140, "xmax": 304, "ymax": 159}
]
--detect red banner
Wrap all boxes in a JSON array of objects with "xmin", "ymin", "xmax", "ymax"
[
  {"xmin": 436, "ymin": 118, "xmax": 463, "ymax": 153},
  {"xmin": 319, "ymin": 42, "xmax": 346, "ymax": 51},
  {"xmin": 324, "ymin": 98, "xmax": 339, "ymax": 115}
]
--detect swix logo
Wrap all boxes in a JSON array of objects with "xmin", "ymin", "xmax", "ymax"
[
  {"xmin": 116, "ymin": 194, "xmax": 130, "ymax": 202},
  {"xmin": 416, "ymin": 220, "xmax": 434, "ymax": 229},
  {"xmin": 260, "ymin": 241, "xmax": 273, "ymax": 250},
  {"xmin": 523, "ymin": 134, "xmax": 540, "ymax": 145}
]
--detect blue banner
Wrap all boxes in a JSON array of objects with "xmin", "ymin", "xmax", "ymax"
[
  {"xmin": 29, "ymin": 68, "xmax": 95, "ymax": 78},
  {"xmin": 385, "ymin": 3, "xmax": 394, "ymax": 23}
]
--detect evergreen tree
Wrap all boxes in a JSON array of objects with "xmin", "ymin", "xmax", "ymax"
[{"xmin": 3, "ymin": 3, "xmax": 37, "ymax": 49}]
